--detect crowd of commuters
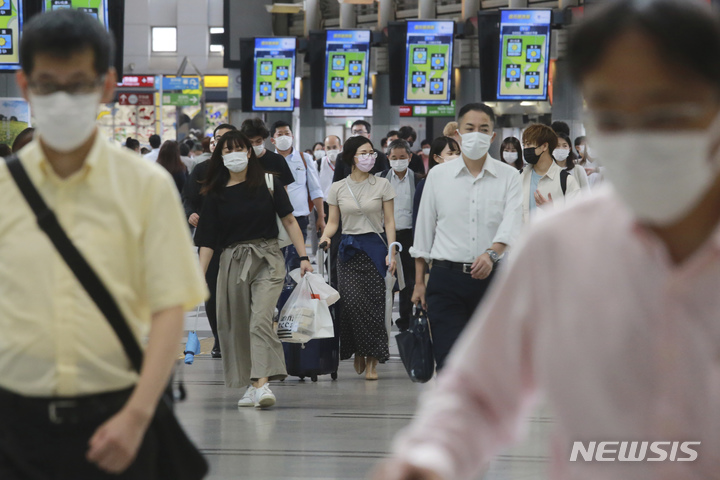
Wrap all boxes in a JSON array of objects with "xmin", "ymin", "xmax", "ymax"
[{"xmin": 4, "ymin": 1, "xmax": 720, "ymax": 479}]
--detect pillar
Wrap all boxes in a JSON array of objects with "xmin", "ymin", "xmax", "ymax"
[
  {"xmin": 462, "ymin": 0, "xmax": 480, "ymax": 22},
  {"xmin": 371, "ymin": 74, "xmax": 400, "ymax": 146},
  {"xmin": 339, "ymin": 3, "xmax": 356, "ymax": 29},
  {"xmin": 305, "ymin": 0, "xmax": 320, "ymax": 37},
  {"xmin": 508, "ymin": 0, "xmax": 528, "ymax": 8},
  {"xmin": 418, "ymin": 0, "xmax": 435, "ymax": 19},
  {"xmin": 378, "ymin": 0, "xmax": 395, "ymax": 29},
  {"xmin": 298, "ymin": 77, "xmax": 326, "ymax": 149}
]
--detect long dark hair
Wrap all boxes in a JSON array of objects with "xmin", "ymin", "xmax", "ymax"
[
  {"xmin": 201, "ymin": 130, "xmax": 264, "ymax": 196},
  {"xmin": 342, "ymin": 136, "xmax": 374, "ymax": 169},
  {"xmin": 428, "ymin": 136, "xmax": 460, "ymax": 171},
  {"xmin": 157, "ymin": 141, "xmax": 187, "ymax": 175},
  {"xmin": 500, "ymin": 137, "xmax": 523, "ymax": 170},
  {"xmin": 556, "ymin": 132, "xmax": 576, "ymax": 171}
]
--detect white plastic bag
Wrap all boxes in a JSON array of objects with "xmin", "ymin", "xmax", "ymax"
[{"xmin": 277, "ymin": 275, "xmax": 337, "ymax": 343}]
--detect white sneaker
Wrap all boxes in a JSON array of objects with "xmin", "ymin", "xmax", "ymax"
[
  {"xmin": 238, "ymin": 386, "xmax": 256, "ymax": 407},
  {"xmin": 254, "ymin": 384, "xmax": 276, "ymax": 409}
]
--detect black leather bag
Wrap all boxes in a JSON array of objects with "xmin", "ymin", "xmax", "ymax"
[
  {"xmin": 5, "ymin": 155, "xmax": 208, "ymax": 480},
  {"xmin": 395, "ymin": 307, "xmax": 435, "ymax": 383}
]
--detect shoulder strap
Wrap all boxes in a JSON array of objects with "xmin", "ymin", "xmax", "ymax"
[
  {"xmin": 560, "ymin": 169, "xmax": 569, "ymax": 196},
  {"xmin": 3, "ymin": 155, "xmax": 144, "ymax": 373},
  {"xmin": 265, "ymin": 172, "xmax": 274, "ymax": 194},
  {"xmin": 344, "ymin": 178, "xmax": 387, "ymax": 247}
]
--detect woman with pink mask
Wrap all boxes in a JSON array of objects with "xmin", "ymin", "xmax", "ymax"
[{"xmin": 320, "ymin": 136, "xmax": 397, "ymax": 381}]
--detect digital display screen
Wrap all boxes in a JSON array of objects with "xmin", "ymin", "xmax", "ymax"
[
  {"xmin": 323, "ymin": 30, "xmax": 371, "ymax": 109},
  {"xmin": 497, "ymin": 10, "xmax": 551, "ymax": 101},
  {"xmin": 404, "ymin": 21, "xmax": 454, "ymax": 105},
  {"xmin": 252, "ymin": 37, "xmax": 296, "ymax": 111},
  {"xmin": 43, "ymin": 0, "xmax": 108, "ymax": 29},
  {"xmin": 0, "ymin": 0, "xmax": 21, "ymax": 70}
]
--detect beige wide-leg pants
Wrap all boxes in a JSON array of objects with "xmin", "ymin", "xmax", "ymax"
[{"xmin": 217, "ymin": 239, "xmax": 287, "ymax": 388}]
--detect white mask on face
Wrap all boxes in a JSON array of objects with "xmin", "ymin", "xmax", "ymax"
[
  {"xmin": 30, "ymin": 91, "xmax": 101, "ymax": 152},
  {"xmin": 390, "ymin": 159, "xmax": 409, "ymax": 172},
  {"xmin": 223, "ymin": 151, "xmax": 248, "ymax": 173},
  {"xmin": 422, "ymin": 147, "xmax": 431, "ymax": 156},
  {"xmin": 592, "ymin": 126, "xmax": 720, "ymax": 225},
  {"xmin": 314, "ymin": 150, "xmax": 326, "ymax": 161},
  {"xmin": 441, "ymin": 155, "xmax": 460, "ymax": 163},
  {"xmin": 577, "ymin": 144, "xmax": 586, "ymax": 155},
  {"xmin": 253, "ymin": 144, "xmax": 265, "ymax": 156},
  {"xmin": 553, "ymin": 148, "xmax": 570, "ymax": 161},
  {"xmin": 459, "ymin": 131, "xmax": 493, "ymax": 160},
  {"xmin": 327, "ymin": 149, "xmax": 340, "ymax": 163},
  {"xmin": 503, "ymin": 151, "xmax": 519, "ymax": 164},
  {"xmin": 274, "ymin": 135, "xmax": 293, "ymax": 151}
]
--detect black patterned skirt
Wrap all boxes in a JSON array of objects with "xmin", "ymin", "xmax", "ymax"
[{"xmin": 337, "ymin": 250, "xmax": 390, "ymax": 362}]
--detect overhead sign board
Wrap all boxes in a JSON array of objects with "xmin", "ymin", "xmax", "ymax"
[
  {"xmin": 118, "ymin": 75, "xmax": 155, "ymax": 88},
  {"xmin": 162, "ymin": 92, "xmax": 200, "ymax": 106},
  {"xmin": 404, "ymin": 20, "xmax": 454, "ymax": 105},
  {"xmin": 162, "ymin": 76, "xmax": 200, "ymax": 91},
  {"xmin": 252, "ymin": 37, "xmax": 296, "ymax": 111},
  {"xmin": 118, "ymin": 92, "xmax": 153, "ymax": 106},
  {"xmin": 323, "ymin": 30, "xmax": 371, "ymax": 109}
]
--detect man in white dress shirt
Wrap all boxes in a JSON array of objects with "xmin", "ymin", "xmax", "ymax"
[
  {"xmin": 319, "ymin": 134, "xmax": 342, "ymax": 199},
  {"xmin": 411, "ymin": 102, "xmax": 523, "ymax": 369},
  {"xmin": 378, "ymin": 139, "xmax": 420, "ymax": 332},
  {"xmin": 271, "ymin": 120, "xmax": 325, "ymax": 272},
  {"xmin": 143, "ymin": 134, "xmax": 161, "ymax": 162}
]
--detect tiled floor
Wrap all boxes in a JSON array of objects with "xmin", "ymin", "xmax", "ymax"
[{"xmin": 178, "ymin": 308, "xmax": 552, "ymax": 480}]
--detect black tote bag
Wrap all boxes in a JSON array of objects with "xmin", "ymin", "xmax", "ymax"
[
  {"xmin": 395, "ymin": 307, "xmax": 435, "ymax": 383},
  {"xmin": 4, "ymin": 155, "xmax": 208, "ymax": 480}
]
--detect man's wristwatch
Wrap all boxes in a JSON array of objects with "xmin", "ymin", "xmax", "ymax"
[
  {"xmin": 485, "ymin": 249, "xmax": 500, "ymax": 264},
  {"xmin": 299, "ymin": 256, "xmax": 310, "ymax": 262}
]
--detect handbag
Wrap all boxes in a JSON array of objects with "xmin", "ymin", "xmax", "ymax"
[
  {"xmin": 395, "ymin": 306, "xmax": 435, "ymax": 383},
  {"xmin": 266, "ymin": 173, "xmax": 292, "ymax": 248},
  {"xmin": 4, "ymin": 155, "xmax": 209, "ymax": 480}
]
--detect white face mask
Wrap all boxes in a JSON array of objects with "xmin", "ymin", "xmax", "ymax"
[
  {"xmin": 592, "ymin": 127, "xmax": 720, "ymax": 225},
  {"xmin": 503, "ymin": 151, "xmax": 519, "ymax": 164},
  {"xmin": 459, "ymin": 131, "xmax": 493, "ymax": 160},
  {"xmin": 422, "ymin": 148, "xmax": 431, "ymax": 156},
  {"xmin": 553, "ymin": 148, "xmax": 570, "ymax": 161},
  {"xmin": 253, "ymin": 144, "xmax": 265, "ymax": 156},
  {"xmin": 314, "ymin": 150, "xmax": 326, "ymax": 161},
  {"xmin": 223, "ymin": 151, "xmax": 249, "ymax": 173},
  {"xmin": 441, "ymin": 154, "xmax": 460, "ymax": 163},
  {"xmin": 390, "ymin": 159, "xmax": 409, "ymax": 172},
  {"xmin": 327, "ymin": 149, "xmax": 340, "ymax": 163},
  {"xmin": 577, "ymin": 144, "xmax": 586, "ymax": 155},
  {"xmin": 274, "ymin": 135, "xmax": 293, "ymax": 151},
  {"xmin": 30, "ymin": 91, "xmax": 101, "ymax": 153}
]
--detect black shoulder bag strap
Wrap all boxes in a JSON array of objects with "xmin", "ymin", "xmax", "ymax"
[
  {"xmin": 560, "ymin": 169, "xmax": 570, "ymax": 196},
  {"xmin": 4, "ymin": 155, "xmax": 143, "ymax": 371},
  {"xmin": 4, "ymin": 154, "xmax": 208, "ymax": 480}
]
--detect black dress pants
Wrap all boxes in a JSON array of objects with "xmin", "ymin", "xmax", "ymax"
[
  {"xmin": 205, "ymin": 251, "xmax": 221, "ymax": 346},
  {"xmin": 426, "ymin": 263, "xmax": 499, "ymax": 370},
  {"xmin": 394, "ymin": 229, "xmax": 416, "ymax": 331},
  {"xmin": 0, "ymin": 388, "xmax": 159, "ymax": 480}
]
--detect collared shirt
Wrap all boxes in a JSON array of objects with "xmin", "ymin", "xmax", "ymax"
[
  {"xmin": 0, "ymin": 136, "xmax": 208, "ymax": 397},
  {"xmin": 410, "ymin": 155, "xmax": 523, "ymax": 263},
  {"xmin": 395, "ymin": 187, "xmax": 720, "ymax": 480},
  {"xmin": 389, "ymin": 169, "xmax": 413, "ymax": 230},
  {"xmin": 319, "ymin": 156, "xmax": 336, "ymax": 199},
  {"xmin": 521, "ymin": 161, "xmax": 581, "ymax": 223},
  {"xmin": 143, "ymin": 147, "xmax": 160, "ymax": 162},
  {"xmin": 281, "ymin": 148, "xmax": 324, "ymax": 216}
]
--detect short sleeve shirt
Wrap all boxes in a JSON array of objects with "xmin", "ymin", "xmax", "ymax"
[{"xmin": 327, "ymin": 176, "xmax": 396, "ymax": 235}]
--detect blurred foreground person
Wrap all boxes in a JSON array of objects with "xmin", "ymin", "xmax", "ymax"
[
  {"xmin": 0, "ymin": 10, "xmax": 207, "ymax": 479},
  {"xmin": 375, "ymin": 1, "xmax": 720, "ymax": 479}
]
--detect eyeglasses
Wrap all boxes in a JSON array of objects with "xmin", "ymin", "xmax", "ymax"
[
  {"xmin": 351, "ymin": 129, "xmax": 368, "ymax": 135},
  {"xmin": 587, "ymin": 102, "xmax": 718, "ymax": 132},
  {"xmin": 28, "ymin": 76, "xmax": 105, "ymax": 96},
  {"xmin": 355, "ymin": 152, "xmax": 377, "ymax": 160}
]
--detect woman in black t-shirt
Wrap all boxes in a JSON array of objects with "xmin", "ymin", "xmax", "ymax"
[{"xmin": 195, "ymin": 131, "xmax": 312, "ymax": 409}]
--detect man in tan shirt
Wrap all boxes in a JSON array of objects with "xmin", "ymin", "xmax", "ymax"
[{"xmin": 0, "ymin": 10, "xmax": 207, "ymax": 479}]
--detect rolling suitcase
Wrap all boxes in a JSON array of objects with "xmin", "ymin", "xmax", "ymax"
[{"xmin": 281, "ymin": 245, "xmax": 339, "ymax": 382}]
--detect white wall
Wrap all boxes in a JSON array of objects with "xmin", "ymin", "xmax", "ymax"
[{"xmin": 123, "ymin": 0, "xmax": 226, "ymax": 75}]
